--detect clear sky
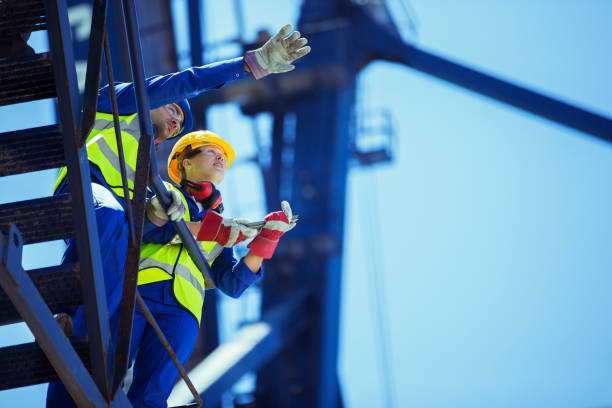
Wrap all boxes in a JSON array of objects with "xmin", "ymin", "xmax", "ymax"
[{"xmin": 1, "ymin": 1, "xmax": 612, "ymax": 407}]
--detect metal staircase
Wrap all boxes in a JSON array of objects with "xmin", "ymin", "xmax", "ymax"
[
  {"xmin": 0, "ymin": 0, "xmax": 210, "ymax": 405},
  {"xmin": 0, "ymin": 0, "xmax": 126, "ymax": 405}
]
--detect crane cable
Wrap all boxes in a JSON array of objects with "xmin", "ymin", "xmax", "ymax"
[{"xmin": 357, "ymin": 169, "xmax": 397, "ymax": 408}]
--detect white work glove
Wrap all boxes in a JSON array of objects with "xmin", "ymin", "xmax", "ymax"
[
  {"xmin": 196, "ymin": 211, "xmax": 258, "ymax": 247},
  {"xmin": 244, "ymin": 24, "xmax": 311, "ymax": 80},
  {"xmin": 145, "ymin": 190, "xmax": 186, "ymax": 227}
]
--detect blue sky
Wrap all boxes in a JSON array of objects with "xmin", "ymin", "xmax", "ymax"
[{"xmin": 1, "ymin": 1, "xmax": 612, "ymax": 407}]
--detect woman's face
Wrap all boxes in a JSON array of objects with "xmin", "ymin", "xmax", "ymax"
[{"xmin": 182, "ymin": 144, "xmax": 227, "ymax": 184}]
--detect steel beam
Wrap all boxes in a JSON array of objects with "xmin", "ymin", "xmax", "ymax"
[
  {"xmin": 396, "ymin": 44, "xmax": 612, "ymax": 142},
  {"xmin": 79, "ymin": 0, "xmax": 108, "ymax": 147},
  {"xmin": 263, "ymin": 108, "xmax": 285, "ymax": 209},
  {"xmin": 352, "ymin": 5, "xmax": 612, "ymax": 143},
  {"xmin": 0, "ymin": 226, "xmax": 109, "ymax": 407}
]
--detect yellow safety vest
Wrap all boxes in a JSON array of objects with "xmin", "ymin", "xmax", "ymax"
[
  {"xmin": 54, "ymin": 112, "xmax": 141, "ymax": 198},
  {"xmin": 137, "ymin": 182, "xmax": 223, "ymax": 325}
]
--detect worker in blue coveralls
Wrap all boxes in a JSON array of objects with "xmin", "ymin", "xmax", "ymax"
[
  {"xmin": 125, "ymin": 130, "xmax": 296, "ymax": 407},
  {"xmin": 46, "ymin": 24, "xmax": 310, "ymax": 407}
]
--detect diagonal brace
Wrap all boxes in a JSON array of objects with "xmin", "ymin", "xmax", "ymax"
[{"xmin": 0, "ymin": 224, "xmax": 110, "ymax": 407}]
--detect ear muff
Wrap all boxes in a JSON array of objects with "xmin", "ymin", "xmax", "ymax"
[{"xmin": 181, "ymin": 180, "xmax": 224, "ymax": 213}]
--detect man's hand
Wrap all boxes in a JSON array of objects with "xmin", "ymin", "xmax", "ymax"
[
  {"xmin": 145, "ymin": 190, "xmax": 186, "ymax": 227},
  {"xmin": 197, "ymin": 211, "xmax": 258, "ymax": 247},
  {"xmin": 247, "ymin": 201, "xmax": 297, "ymax": 259},
  {"xmin": 244, "ymin": 24, "xmax": 311, "ymax": 80}
]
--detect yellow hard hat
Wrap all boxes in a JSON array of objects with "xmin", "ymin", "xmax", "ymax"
[{"xmin": 167, "ymin": 130, "xmax": 235, "ymax": 184}]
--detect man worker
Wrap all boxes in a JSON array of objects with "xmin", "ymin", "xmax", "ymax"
[
  {"xmin": 47, "ymin": 24, "xmax": 309, "ymax": 407},
  {"xmin": 125, "ymin": 130, "xmax": 296, "ymax": 407}
]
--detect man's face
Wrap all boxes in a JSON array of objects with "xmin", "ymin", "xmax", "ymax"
[
  {"xmin": 182, "ymin": 144, "xmax": 228, "ymax": 185},
  {"xmin": 150, "ymin": 104, "xmax": 183, "ymax": 142}
]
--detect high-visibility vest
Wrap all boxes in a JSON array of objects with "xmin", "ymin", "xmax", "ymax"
[
  {"xmin": 138, "ymin": 182, "xmax": 223, "ymax": 325},
  {"xmin": 54, "ymin": 112, "xmax": 141, "ymax": 198}
]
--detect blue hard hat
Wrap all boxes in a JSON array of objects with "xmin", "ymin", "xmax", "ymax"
[{"xmin": 175, "ymin": 99, "xmax": 194, "ymax": 139}]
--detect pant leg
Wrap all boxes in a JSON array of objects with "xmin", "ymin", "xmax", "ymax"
[
  {"xmin": 46, "ymin": 183, "xmax": 129, "ymax": 408},
  {"xmin": 77, "ymin": 183, "xmax": 129, "ymax": 328},
  {"xmin": 127, "ymin": 300, "xmax": 199, "ymax": 408}
]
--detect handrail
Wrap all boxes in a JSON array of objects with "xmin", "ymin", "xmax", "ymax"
[{"xmin": 78, "ymin": 0, "xmax": 108, "ymax": 148}]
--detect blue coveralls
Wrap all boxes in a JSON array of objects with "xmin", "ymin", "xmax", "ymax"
[
  {"xmin": 46, "ymin": 57, "xmax": 251, "ymax": 407},
  {"xmin": 128, "ymin": 186, "xmax": 261, "ymax": 408}
]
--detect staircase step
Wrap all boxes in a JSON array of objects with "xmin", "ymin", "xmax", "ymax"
[
  {"xmin": 0, "ymin": 125, "xmax": 64, "ymax": 177},
  {"xmin": 0, "ymin": 336, "xmax": 90, "ymax": 391},
  {"xmin": 0, "ymin": 53, "xmax": 56, "ymax": 106},
  {"xmin": 0, "ymin": 0, "xmax": 46, "ymax": 36},
  {"xmin": 0, "ymin": 194, "xmax": 73, "ymax": 244},
  {"xmin": 0, "ymin": 262, "xmax": 81, "ymax": 326}
]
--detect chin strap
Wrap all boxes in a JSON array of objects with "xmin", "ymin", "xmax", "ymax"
[{"xmin": 180, "ymin": 179, "xmax": 224, "ymax": 213}]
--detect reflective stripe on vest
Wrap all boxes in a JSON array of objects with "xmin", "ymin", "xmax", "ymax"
[
  {"xmin": 139, "ymin": 257, "xmax": 206, "ymax": 299},
  {"xmin": 138, "ymin": 182, "xmax": 223, "ymax": 325},
  {"xmin": 53, "ymin": 112, "xmax": 140, "ymax": 198}
]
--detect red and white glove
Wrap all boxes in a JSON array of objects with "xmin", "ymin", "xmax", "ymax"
[
  {"xmin": 247, "ymin": 201, "xmax": 297, "ymax": 259},
  {"xmin": 244, "ymin": 24, "xmax": 311, "ymax": 80},
  {"xmin": 196, "ymin": 211, "xmax": 257, "ymax": 247}
]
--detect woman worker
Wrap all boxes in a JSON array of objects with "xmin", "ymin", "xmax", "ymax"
[{"xmin": 126, "ymin": 130, "xmax": 296, "ymax": 408}]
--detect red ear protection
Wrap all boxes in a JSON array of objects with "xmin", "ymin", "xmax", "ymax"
[
  {"xmin": 190, "ymin": 181, "xmax": 214, "ymax": 201},
  {"xmin": 180, "ymin": 180, "xmax": 223, "ymax": 213}
]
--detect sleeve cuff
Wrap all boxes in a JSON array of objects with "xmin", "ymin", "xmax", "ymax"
[
  {"xmin": 234, "ymin": 259, "xmax": 262, "ymax": 286},
  {"xmin": 199, "ymin": 56, "xmax": 249, "ymax": 82},
  {"xmin": 228, "ymin": 56, "xmax": 249, "ymax": 81},
  {"xmin": 146, "ymin": 206, "xmax": 168, "ymax": 227},
  {"xmin": 142, "ymin": 216, "xmax": 179, "ymax": 244}
]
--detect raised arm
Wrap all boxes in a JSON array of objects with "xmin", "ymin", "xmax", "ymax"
[
  {"xmin": 97, "ymin": 24, "xmax": 311, "ymax": 114},
  {"xmin": 97, "ymin": 58, "xmax": 247, "ymax": 114}
]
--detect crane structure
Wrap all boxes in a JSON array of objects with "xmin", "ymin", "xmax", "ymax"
[
  {"xmin": 0, "ymin": 1, "xmax": 610, "ymax": 408},
  {"xmin": 172, "ymin": 1, "xmax": 611, "ymax": 407}
]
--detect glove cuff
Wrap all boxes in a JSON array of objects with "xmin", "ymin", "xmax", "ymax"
[
  {"xmin": 244, "ymin": 50, "xmax": 270, "ymax": 80},
  {"xmin": 197, "ymin": 211, "xmax": 223, "ymax": 241},
  {"xmin": 247, "ymin": 235, "xmax": 279, "ymax": 259},
  {"xmin": 146, "ymin": 205, "xmax": 168, "ymax": 227}
]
